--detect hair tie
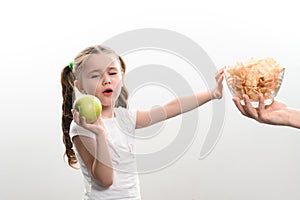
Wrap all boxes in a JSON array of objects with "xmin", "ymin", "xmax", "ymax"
[{"xmin": 69, "ymin": 61, "xmax": 74, "ymax": 71}]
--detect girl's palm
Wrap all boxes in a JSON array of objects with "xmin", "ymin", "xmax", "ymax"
[{"xmin": 72, "ymin": 109, "xmax": 105, "ymax": 135}]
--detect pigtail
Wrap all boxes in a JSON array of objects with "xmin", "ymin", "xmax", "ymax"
[
  {"xmin": 115, "ymin": 56, "xmax": 129, "ymax": 108},
  {"xmin": 61, "ymin": 66, "xmax": 77, "ymax": 168}
]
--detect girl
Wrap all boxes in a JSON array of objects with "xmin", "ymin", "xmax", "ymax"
[{"xmin": 61, "ymin": 45, "xmax": 224, "ymax": 199}]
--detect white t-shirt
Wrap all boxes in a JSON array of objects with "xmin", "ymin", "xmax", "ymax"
[{"xmin": 70, "ymin": 107, "xmax": 141, "ymax": 200}]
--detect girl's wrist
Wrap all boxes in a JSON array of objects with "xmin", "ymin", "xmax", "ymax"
[
  {"xmin": 96, "ymin": 129, "xmax": 106, "ymax": 136},
  {"xmin": 96, "ymin": 132, "xmax": 106, "ymax": 142},
  {"xmin": 209, "ymin": 89, "xmax": 216, "ymax": 100},
  {"xmin": 92, "ymin": 127, "xmax": 106, "ymax": 138}
]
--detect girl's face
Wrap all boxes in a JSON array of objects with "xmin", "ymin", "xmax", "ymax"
[{"xmin": 76, "ymin": 53, "xmax": 124, "ymax": 107}]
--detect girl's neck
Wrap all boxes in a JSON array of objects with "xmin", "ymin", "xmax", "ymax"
[{"xmin": 101, "ymin": 106, "xmax": 115, "ymax": 119}]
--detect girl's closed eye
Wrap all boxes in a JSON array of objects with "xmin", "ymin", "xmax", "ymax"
[
  {"xmin": 109, "ymin": 70, "xmax": 118, "ymax": 75},
  {"xmin": 90, "ymin": 74, "xmax": 101, "ymax": 79}
]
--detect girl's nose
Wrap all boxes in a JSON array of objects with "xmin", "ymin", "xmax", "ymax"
[{"xmin": 102, "ymin": 75, "xmax": 111, "ymax": 85}]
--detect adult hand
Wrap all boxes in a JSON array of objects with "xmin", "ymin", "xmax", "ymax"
[{"xmin": 232, "ymin": 94, "xmax": 290, "ymax": 126}]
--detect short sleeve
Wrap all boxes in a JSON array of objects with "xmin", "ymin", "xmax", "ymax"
[
  {"xmin": 114, "ymin": 107, "xmax": 137, "ymax": 134},
  {"xmin": 69, "ymin": 121, "xmax": 96, "ymax": 140}
]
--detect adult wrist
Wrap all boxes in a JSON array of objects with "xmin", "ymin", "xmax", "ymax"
[{"xmin": 287, "ymin": 108, "xmax": 300, "ymax": 129}]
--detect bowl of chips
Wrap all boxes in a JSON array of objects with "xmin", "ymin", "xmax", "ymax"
[{"xmin": 225, "ymin": 57, "xmax": 285, "ymax": 107}]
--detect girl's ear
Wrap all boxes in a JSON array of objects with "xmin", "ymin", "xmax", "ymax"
[
  {"xmin": 74, "ymin": 80, "xmax": 86, "ymax": 94},
  {"xmin": 121, "ymin": 71, "xmax": 124, "ymax": 79}
]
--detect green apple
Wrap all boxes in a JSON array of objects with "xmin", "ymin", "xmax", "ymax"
[{"xmin": 73, "ymin": 95, "xmax": 102, "ymax": 124}]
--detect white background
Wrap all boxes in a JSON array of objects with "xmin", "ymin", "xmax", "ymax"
[{"xmin": 1, "ymin": 0, "xmax": 300, "ymax": 199}]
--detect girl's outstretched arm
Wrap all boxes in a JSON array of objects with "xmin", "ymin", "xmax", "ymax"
[{"xmin": 136, "ymin": 68, "xmax": 224, "ymax": 128}]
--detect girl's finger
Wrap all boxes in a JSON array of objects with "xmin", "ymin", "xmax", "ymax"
[
  {"xmin": 72, "ymin": 110, "xmax": 79, "ymax": 124},
  {"xmin": 218, "ymin": 74, "xmax": 224, "ymax": 84},
  {"xmin": 96, "ymin": 116, "xmax": 104, "ymax": 125},
  {"xmin": 215, "ymin": 68, "xmax": 224, "ymax": 80},
  {"xmin": 220, "ymin": 66, "xmax": 226, "ymax": 73},
  {"xmin": 78, "ymin": 116, "xmax": 89, "ymax": 128}
]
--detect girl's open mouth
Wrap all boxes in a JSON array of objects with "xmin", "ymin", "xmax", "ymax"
[{"xmin": 103, "ymin": 89, "xmax": 113, "ymax": 97}]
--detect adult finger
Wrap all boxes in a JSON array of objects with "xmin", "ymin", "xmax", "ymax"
[
  {"xmin": 257, "ymin": 94, "xmax": 266, "ymax": 120},
  {"xmin": 232, "ymin": 97, "xmax": 248, "ymax": 116},
  {"xmin": 243, "ymin": 95, "xmax": 258, "ymax": 119}
]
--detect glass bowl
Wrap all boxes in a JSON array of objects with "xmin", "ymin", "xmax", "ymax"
[{"xmin": 225, "ymin": 57, "xmax": 285, "ymax": 108}]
